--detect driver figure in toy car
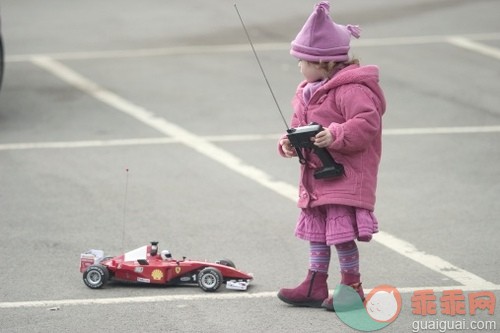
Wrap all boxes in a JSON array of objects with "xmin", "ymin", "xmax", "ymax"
[{"xmin": 161, "ymin": 250, "xmax": 172, "ymax": 260}]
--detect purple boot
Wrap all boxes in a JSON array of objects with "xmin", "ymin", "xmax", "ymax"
[
  {"xmin": 277, "ymin": 270, "xmax": 328, "ymax": 308},
  {"xmin": 321, "ymin": 272, "xmax": 364, "ymax": 311}
]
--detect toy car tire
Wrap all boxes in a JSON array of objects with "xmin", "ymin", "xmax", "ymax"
[
  {"xmin": 216, "ymin": 259, "xmax": 235, "ymax": 268},
  {"xmin": 197, "ymin": 267, "xmax": 222, "ymax": 292},
  {"xmin": 83, "ymin": 264, "xmax": 109, "ymax": 289}
]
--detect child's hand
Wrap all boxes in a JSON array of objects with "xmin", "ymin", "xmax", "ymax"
[
  {"xmin": 280, "ymin": 138, "xmax": 297, "ymax": 158},
  {"xmin": 313, "ymin": 128, "xmax": 333, "ymax": 148}
]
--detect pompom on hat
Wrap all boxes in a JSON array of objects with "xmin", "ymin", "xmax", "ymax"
[{"xmin": 290, "ymin": 1, "xmax": 360, "ymax": 62}]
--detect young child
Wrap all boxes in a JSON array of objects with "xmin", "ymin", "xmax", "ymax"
[{"xmin": 277, "ymin": 1, "xmax": 386, "ymax": 311}]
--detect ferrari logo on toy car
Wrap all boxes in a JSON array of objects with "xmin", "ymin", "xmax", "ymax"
[
  {"xmin": 151, "ymin": 269, "xmax": 163, "ymax": 281},
  {"xmin": 175, "ymin": 266, "xmax": 182, "ymax": 274}
]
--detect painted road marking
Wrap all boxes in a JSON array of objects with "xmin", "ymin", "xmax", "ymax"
[
  {"xmin": 5, "ymin": 32, "xmax": 500, "ymax": 63},
  {"xmin": 447, "ymin": 36, "xmax": 500, "ymax": 60},
  {"xmin": 1, "ymin": 126, "xmax": 500, "ymax": 151},
  {"xmin": 31, "ymin": 55, "xmax": 298, "ymax": 201},
  {"xmin": 375, "ymin": 231, "xmax": 498, "ymax": 290},
  {"xmin": 1, "ymin": 284, "xmax": 499, "ymax": 309},
  {"xmin": 0, "ymin": 137, "xmax": 178, "ymax": 151}
]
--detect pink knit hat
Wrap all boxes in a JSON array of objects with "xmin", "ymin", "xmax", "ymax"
[{"xmin": 290, "ymin": 1, "xmax": 361, "ymax": 62}]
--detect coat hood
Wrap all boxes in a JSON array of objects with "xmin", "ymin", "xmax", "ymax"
[{"xmin": 323, "ymin": 64, "xmax": 386, "ymax": 115}]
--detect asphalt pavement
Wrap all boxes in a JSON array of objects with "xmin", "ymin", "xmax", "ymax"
[{"xmin": 1, "ymin": 1, "xmax": 499, "ymax": 332}]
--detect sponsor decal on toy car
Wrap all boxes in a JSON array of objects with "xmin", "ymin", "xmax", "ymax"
[{"xmin": 151, "ymin": 269, "xmax": 163, "ymax": 280}]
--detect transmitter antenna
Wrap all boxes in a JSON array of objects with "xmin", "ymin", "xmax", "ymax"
[
  {"xmin": 121, "ymin": 168, "xmax": 129, "ymax": 254},
  {"xmin": 234, "ymin": 4, "xmax": 290, "ymax": 130}
]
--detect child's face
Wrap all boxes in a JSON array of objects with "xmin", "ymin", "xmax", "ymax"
[{"xmin": 298, "ymin": 60, "xmax": 325, "ymax": 82}]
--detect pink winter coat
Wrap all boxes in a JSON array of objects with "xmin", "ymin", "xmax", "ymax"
[{"xmin": 278, "ymin": 64, "xmax": 386, "ymax": 210}]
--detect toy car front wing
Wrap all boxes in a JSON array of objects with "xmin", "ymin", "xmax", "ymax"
[{"xmin": 226, "ymin": 279, "xmax": 250, "ymax": 291}]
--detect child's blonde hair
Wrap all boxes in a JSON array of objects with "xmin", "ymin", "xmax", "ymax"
[{"xmin": 317, "ymin": 58, "xmax": 360, "ymax": 79}]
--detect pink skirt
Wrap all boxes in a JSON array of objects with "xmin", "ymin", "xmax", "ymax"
[{"xmin": 295, "ymin": 204, "xmax": 379, "ymax": 245}]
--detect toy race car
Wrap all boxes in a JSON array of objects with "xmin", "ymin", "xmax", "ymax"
[{"xmin": 80, "ymin": 242, "xmax": 253, "ymax": 292}]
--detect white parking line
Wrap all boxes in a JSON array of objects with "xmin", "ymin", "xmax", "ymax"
[
  {"xmin": 31, "ymin": 55, "xmax": 298, "ymax": 201},
  {"xmin": 383, "ymin": 126, "xmax": 500, "ymax": 135},
  {"xmin": 375, "ymin": 232, "xmax": 498, "ymax": 290},
  {"xmin": 447, "ymin": 36, "xmax": 500, "ymax": 60},
  {"xmin": 0, "ymin": 137, "xmax": 178, "ymax": 151},
  {"xmin": 6, "ymin": 32, "xmax": 500, "ymax": 63},
  {"xmin": 2, "ymin": 125, "xmax": 500, "ymax": 151},
  {"xmin": 1, "ymin": 284, "xmax": 499, "ymax": 309},
  {"xmin": 0, "ymin": 292, "xmax": 278, "ymax": 309}
]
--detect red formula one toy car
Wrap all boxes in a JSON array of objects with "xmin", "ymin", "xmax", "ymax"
[{"xmin": 80, "ymin": 242, "xmax": 253, "ymax": 292}]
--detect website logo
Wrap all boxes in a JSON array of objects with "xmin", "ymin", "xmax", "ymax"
[{"xmin": 335, "ymin": 284, "xmax": 402, "ymax": 332}]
